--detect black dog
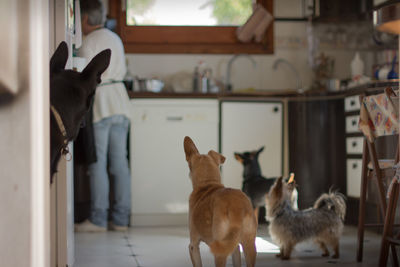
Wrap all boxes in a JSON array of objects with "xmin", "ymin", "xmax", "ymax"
[
  {"xmin": 50, "ymin": 41, "xmax": 111, "ymax": 181},
  {"xmin": 234, "ymin": 147, "xmax": 275, "ymax": 220}
]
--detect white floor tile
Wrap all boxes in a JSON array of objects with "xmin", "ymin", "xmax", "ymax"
[{"xmin": 74, "ymin": 225, "xmax": 383, "ymax": 267}]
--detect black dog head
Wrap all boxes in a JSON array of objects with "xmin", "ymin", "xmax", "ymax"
[
  {"xmin": 49, "ymin": 41, "xmax": 111, "ymax": 179},
  {"xmin": 50, "ymin": 41, "xmax": 111, "ymax": 141},
  {"xmin": 234, "ymin": 146, "xmax": 265, "ymax": 179}
]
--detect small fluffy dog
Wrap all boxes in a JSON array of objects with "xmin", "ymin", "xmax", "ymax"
[
  {"xmin": 184, "ymin": 136, "xmax": 257, "ymax": 267},
  {"xmin": 265, "ymin": 176, "xmax": 346, "ymax": 260}
]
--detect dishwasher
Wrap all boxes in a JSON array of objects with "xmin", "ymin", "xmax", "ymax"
[{"xmin": 129, "ymin": 99, "xmax": 219, "ymax": 226}]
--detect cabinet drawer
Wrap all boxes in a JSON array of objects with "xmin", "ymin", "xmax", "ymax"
[
  {"xmin": 345, "ymin": 95, "xmax": 361, "ymax": 112},
  {"xmin": 346, "ymin": 137, "xmax": 364, "ymax": 154},
  {"xmin": 346, "ymin": 115, "xmax": 360, "ymax": 133},
  {"xmin": 347, "ymin": 159, "xmax": 362, "ymax": 198}
]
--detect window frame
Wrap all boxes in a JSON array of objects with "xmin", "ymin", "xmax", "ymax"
[{"xmin": 108, "ymin": 0, "xmax": 274, "ymax": 54}]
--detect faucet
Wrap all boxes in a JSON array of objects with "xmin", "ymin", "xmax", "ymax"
[
  {"xmin": 226, "ymin": 54, "xmax": 257, "ymax": 92},
  {"xmin": 273, "ymin": 58, "xmax": 302, "ymax": 91}
]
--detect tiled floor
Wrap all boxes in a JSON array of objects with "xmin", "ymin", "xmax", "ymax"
[{"xmin": 74, "ymin": 224, "xmax": 385, "ymax": 267}]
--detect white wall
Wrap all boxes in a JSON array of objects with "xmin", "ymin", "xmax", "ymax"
[{"xmin": 0, "ymin": 1, "xmax": 50, "ymax": 267}]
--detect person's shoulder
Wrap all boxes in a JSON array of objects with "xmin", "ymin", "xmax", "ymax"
[
  {"xmin": 94, "ymin": 28, "xmax": 119, "ymax": 38},
  {"xmin": 89, "ymin": 28, "xmax": 122, "ymax": 44}
]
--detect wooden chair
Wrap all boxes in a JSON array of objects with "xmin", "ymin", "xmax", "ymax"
[
  {"xmin": 356, "ymin": 88, "xmax": 399, "ymax": 262},
  {"xmin": 379, "ymin": 174, "xmax": 400, "ymax": 266}
]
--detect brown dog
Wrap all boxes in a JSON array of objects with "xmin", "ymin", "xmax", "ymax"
[{"xmin": 184, "ymin": 136, "xmax": 257, "ymax": 267}]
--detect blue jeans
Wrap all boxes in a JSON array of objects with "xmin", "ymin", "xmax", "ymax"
[{"xmin": 88, "ymin": 115, "xmax": 131, "ymax": 227}]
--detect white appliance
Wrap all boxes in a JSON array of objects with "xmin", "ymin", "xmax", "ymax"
[
  {"xmin": 221, "ymin": 101, "xmax": 283, "ymax": 190},
  {"xmin": 129, "ymin": 99, "xmax": 219, "ymax": 226}
]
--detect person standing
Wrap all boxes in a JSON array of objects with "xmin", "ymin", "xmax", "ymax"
[{"xmin": 75, "ymin": 0, "xmax": 131, "ymax": 232}]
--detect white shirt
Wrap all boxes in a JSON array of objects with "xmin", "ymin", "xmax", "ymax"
[{"xmin": 78, "ymin": 28, "xmax": 131, "ymax": 123}]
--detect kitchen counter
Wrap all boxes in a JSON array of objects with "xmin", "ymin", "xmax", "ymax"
[
  {"xmin": 127, "ymin": 80, "xmax": 399, "ymax": 100},
  {"xmin": 126, "ymin": 89, "xmax": 298, "ymax": 100}
]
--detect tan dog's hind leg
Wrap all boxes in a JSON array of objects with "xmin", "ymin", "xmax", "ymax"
[
  {"xmin": 214, "ymin": 255, "xmax": 227, "ymax": 267},
  {"xmin": 231, "ymin": 245, "xmax": 241, "ymax": 267},
  {"xmin": 189, "ymin": 240, "xmax": 202, "ymax": 267},
  {"xmin": 242, "ymin": 239, "xmax": 256, "ymax": 267},
  {"xmin": 254, "ymin": 207, "xmax": 259, "ymax": 222}
]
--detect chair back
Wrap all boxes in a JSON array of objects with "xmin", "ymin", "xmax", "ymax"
[{"xmin": 359, "ymin": 88, "xmax": 399, "ymax": 143}]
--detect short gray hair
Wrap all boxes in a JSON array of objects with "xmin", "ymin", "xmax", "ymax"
[{"xmin": 80, "ymin": 0, "xmax": 106, "ymax": 26}]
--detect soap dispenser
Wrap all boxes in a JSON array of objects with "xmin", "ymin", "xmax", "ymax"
[{"xmin": 351, "ymin": 52, "xmax": 364, "ymax": 79}]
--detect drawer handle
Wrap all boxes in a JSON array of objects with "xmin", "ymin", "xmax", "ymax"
[
  {"xmin": 352, "ymin": 163, "xmax": 358, "ymax": 169},
  {"xmin": 166, "ymin": 116, "xmax": 183, "ymax": 121},
  {"xmin": 352, "ymin": 120, "xmax": 357, "ymax": 126},
  {"xmin": 350, "ymin": 100, "xmax": 356, "ymax": 106},
  {"xmin": 352, "ymin": 141, "xmax": 357, "ymax": 147},
  {"xmin": 273, "ymin": 107, "xmax": 279, "ymax": 113}
]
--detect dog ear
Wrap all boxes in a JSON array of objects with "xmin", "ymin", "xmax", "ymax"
[
  {"xmin": 234, "ymin": 153, "xmax": 243, "ymax": 163},
  {"xmin": 256, "ymin": 146, "xmax": 265, "ymax": 155},
  {"xmin": 271, "ymin": 177, "xmax": 283, "ymax": 200},
  {"xmin": 208, "ymin": 150, "xmax": 226, "ymax": 165},
  {"xmin": 275, "ymin": 177, "xmax": 283, "ymax": 191},
  {"xmin": 50, "ymin": 41, "xmax": 68, "ymax": 75},
  {"xmin": 184, "ymin": 136, "xmax": 199, "ymax": 162},
  {"xmin": 81, "ymin": 49, "xmax": 111, "ymax": 84}
]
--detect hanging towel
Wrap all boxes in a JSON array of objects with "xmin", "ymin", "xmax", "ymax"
[{"xmin": 236, "ymin": 4, "xmax": 273, "ymax": 43}]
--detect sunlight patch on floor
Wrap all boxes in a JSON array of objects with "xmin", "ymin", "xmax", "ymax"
[{"xmin": 239, "ymin": 237, "xmax": 280, "ymax": 254}]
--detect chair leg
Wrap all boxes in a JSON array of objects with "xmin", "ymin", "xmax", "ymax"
[
  {"xmin": 367, "ymin": 141, "xmax": 388, "ymax": 217},
  {"xmin": 379, "ymin": 178, "xmax": 399, "ymax": 267},
  {"xmin": 357, "ymin": 139, "xmax": 370, "ymax": 262},
  {"xmin": 390, "ymin": 244, "xmax": 399, "ymax": 267}
]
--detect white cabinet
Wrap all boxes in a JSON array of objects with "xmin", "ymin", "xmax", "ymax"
[
  {"xmin": 347, "ymin": 159, "xmax": 362, "ymax": 198},
  {"xmin": 344, "ymin": 95, "xmax": 364, "ymax": 198},
  {"xmin": 345, "ymin": 115, "xmax": 361, "ymax": 134},
  {"xmin": 129, "ymin": 99, "xmax": 219, "ymax": 226},
  {"xmin": 220, "ymin": 101, "xmax": 283, "ymax": 189},
  {"xmin": 344, "ymin": 95, "xmax": 361, "ymax": 112}
]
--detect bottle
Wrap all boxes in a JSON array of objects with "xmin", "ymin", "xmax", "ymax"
[
  {"xmin": 201, "ymin": 68, "xmax": 212, "ymax": 93},
  {"xmin": 124, "ymin": 58, "xmax": 135, "ymax": 91},
  {"xmin": 351, "ymin": 52, "xmax": 364, "ymax": 79},
  {"xmin": 192, "ymin": 66, "xmax": 200, "ymax": 92}
]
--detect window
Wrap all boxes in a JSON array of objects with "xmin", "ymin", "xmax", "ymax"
[
  {"xmin": 108, "ymin": 0, "xmax": 273, "ymax": 54},
  {"xmin": 126, "ymin": 0, "xmax": 253, "ymax": 26}
]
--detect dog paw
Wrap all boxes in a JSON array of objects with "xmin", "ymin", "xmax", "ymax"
[
  {"xmin": 275, "ymin": 253, "xmax": 281, "ymax": 258},
  {"xmin": 281, "ymin": 255, "xmax": 290, "ymax": 260}
]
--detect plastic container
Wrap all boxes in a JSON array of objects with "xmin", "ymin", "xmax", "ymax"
[
  {"xmin": 350, "ymin": 52, "xmax": 364, "ymax": 78},
  {"xmin": 387, "ymin": 56, "xmax": 398, "ymax": 79}
]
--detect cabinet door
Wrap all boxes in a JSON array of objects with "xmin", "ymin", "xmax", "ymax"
[
  {"xmin": 129, "ymin": 99, "xmax": 219, "ymax": 218},
  {"xmin": 221, "ymin": 101, "xmax": 283, "ymax": 189},
  {"xmin": 346, "ymin": 159, "xmax": 362, "ymax": 198}
]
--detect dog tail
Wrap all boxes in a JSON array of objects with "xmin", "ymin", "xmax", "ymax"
[{"xmin": 314, "ymin": 190, "xmax": 347, "ymax": 221}]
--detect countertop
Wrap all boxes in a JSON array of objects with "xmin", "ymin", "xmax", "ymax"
[{"xmin": 127, "ymin": 80, "xmax": 399, "ymax": 101}]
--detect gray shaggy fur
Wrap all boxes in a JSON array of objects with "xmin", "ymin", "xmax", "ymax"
[{"xmin": 265, "ymin": 178, "xmax": 346, "ymax": 260}]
